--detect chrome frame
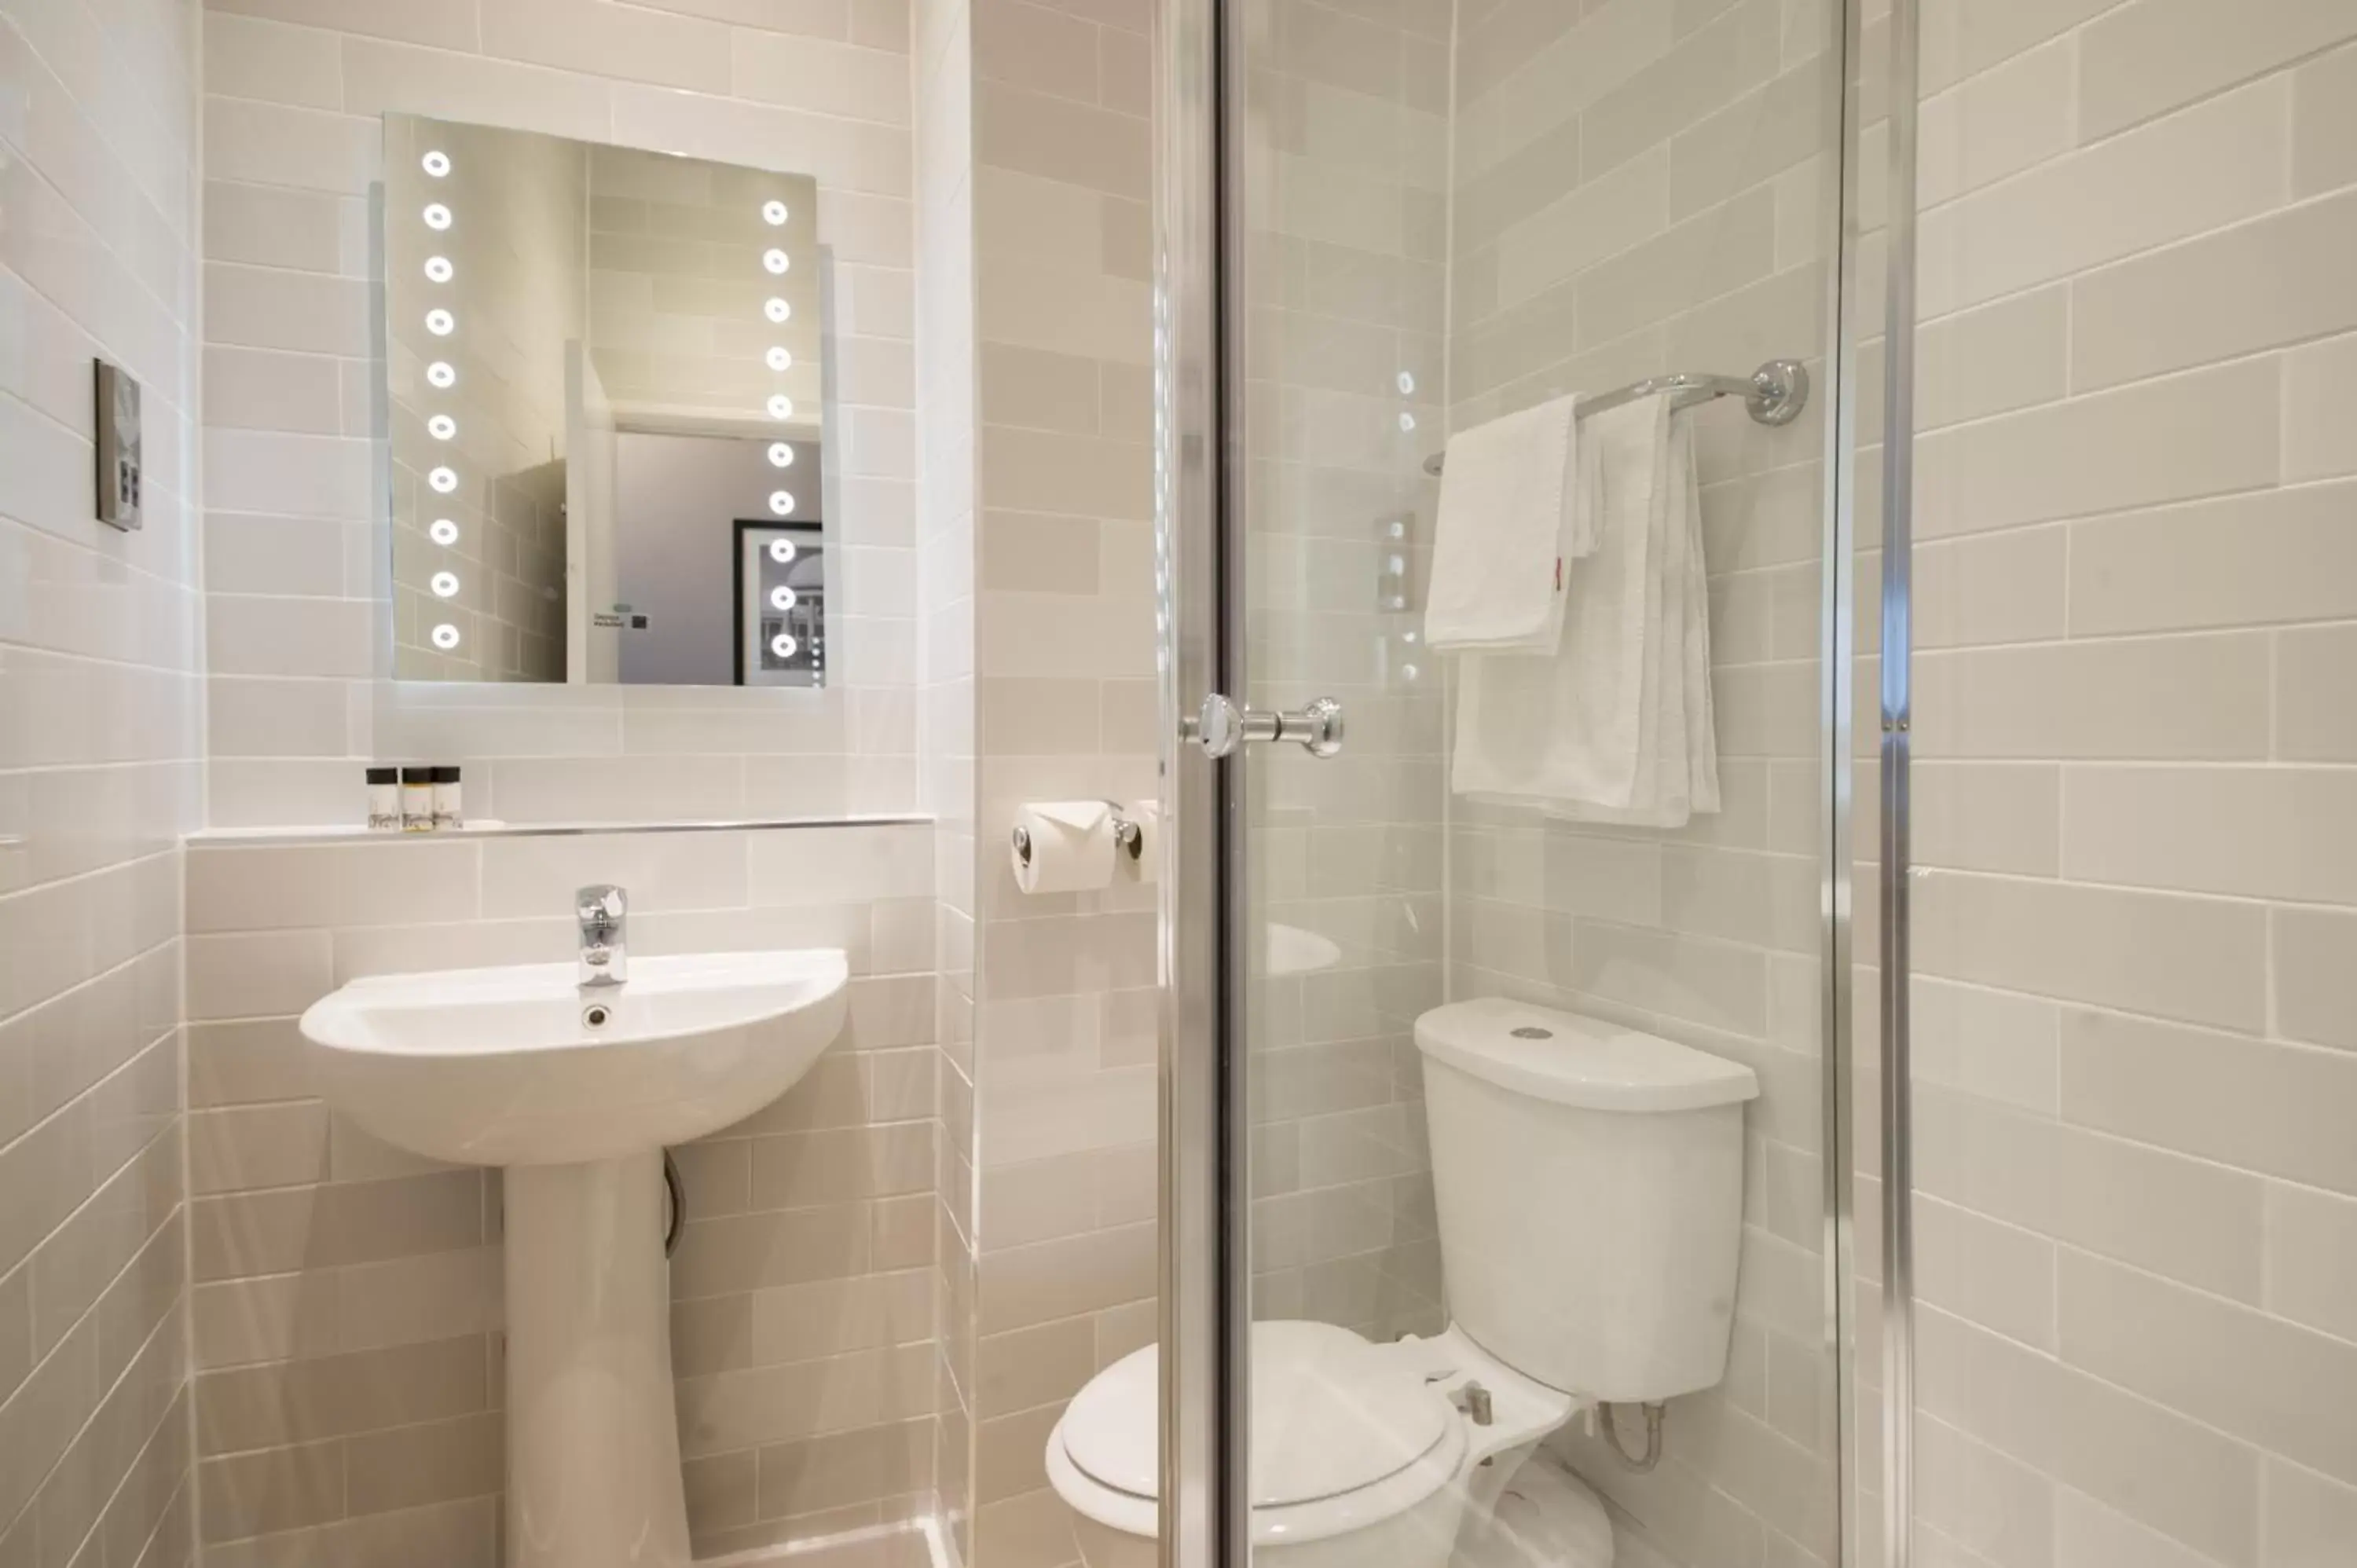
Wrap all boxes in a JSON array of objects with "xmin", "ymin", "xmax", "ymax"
[
  {"xmin": 1821, "ymin": 1, "xmax": 1868, "ymax": 1566},
  {"xmin": 1875, "ymin": 0, "xmax": 1925, "ymax": 1563},
  {"xmin": 1155, "ymin": 1, "xmax": 1244, "ymax": 1566}
]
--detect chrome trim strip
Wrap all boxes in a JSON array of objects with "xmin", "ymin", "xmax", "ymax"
[
  {"xmin": 1156, "ymin": 0, "xmax": 1239, "ymax": 1565},
  {"xmin": 1877, "ymin": 0, "xmax": 1923, "ymax": 1561},
  {"xmin": 1822, "ymin": 2, "xmax": 1866, "ymax": 1566}
]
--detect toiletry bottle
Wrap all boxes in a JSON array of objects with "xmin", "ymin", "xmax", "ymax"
[
  {"xmin": 400, "ymin": 766, "xmax": 436, "ymax": 832},
  {"xmin": 432, "ymin": 765, "xmax": 464, "ymax": 830},
  {"xmin": 366, "ymin": 767, "xmax": 401, "ymax": 832}
]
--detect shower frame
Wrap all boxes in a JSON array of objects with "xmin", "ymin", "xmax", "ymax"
[{"xmin": 1148, "ymin": 0, "xmax": 1912, "ymax": 1564}]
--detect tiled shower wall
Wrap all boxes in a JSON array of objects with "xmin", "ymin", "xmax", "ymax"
[
  {"xmin": 181, "ymin": 824, "xmax": 938, "ymax": 1564},
  {"xmin": 1863, "ymin": 2, "xmax": 2357, "ymax": 1563},
  {"xmin": 1441, "ymin": 2, "xmax": 1842, "ymax": 1565},
  {"xmin": 198, "ymin": 0, "xmax": 920, "ymax": 830},
  {"xmin": 0, "ymin": 0, "xmax": 202, "ymax": 1563}
]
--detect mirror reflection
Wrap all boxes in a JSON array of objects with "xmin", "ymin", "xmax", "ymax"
[{"xmin": 381, "ymin": 115, "xmax": 827, "ymax": 686}]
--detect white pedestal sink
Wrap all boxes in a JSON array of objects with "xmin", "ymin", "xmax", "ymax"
[{"xmin": 299, "ymin": 950, "xmax": 850, "ymax": 1568}]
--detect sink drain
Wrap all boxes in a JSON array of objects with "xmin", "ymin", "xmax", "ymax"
[{"xmin": 582, "ymin": 1002, "xmax": 613, "ymax": 1028}]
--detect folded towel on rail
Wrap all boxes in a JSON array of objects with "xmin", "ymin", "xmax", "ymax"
[
  {"xmin": 1423, "ymin": 394, "xmax": 1597, "ymax": 655},
  {"xmin": 1451, "ymin": 397, "xmax": 1719, "ymax": 827}
]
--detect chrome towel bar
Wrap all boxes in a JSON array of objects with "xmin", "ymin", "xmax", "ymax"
[{"xmin": 1422, "ymin": 357, "xmax": 1808, "ymax": 476}]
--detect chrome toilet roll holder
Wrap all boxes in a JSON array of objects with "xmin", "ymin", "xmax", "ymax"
[{"xmin": 1010, "ymin": 800, "xmax": 1144, "ymax": 872}]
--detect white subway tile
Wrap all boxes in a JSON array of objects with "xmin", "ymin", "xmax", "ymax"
[
  {"xmin": 1917, "ymin": 870, "xmax": 2267, "ymax": 1031},
  {"xmin": 2062, "ymin": 766, "xmax": 2357, "ymax": 905},
  {"xmin": 2290, "ymin": 40, "xmax": 2357, "ymax": 197},
  {"xmin": 2073, "ymin": 189, "xmax": 2357, "ymax": 390},
  {"xmin": 2060, "ymin": 1247, "xmax": 2357, "ymax": 1488},
  {"xmin": 2078, "ymin": 0, "xmax": 2355, "ymax": 142},
  {"xmin": 1915, "ymin": 1085, "xmax": 2264, "ymax": 1299},
  {"xmin": 1914, "ymin": 75, "xmax": 2289, "ymax": 319},
  {"xmin": 2273, "ymin": 907, "xmax": 2357, "ymax": 1053},
  {"xmin": 2062, "ymin": 1007, "xmax": 2357, "ymax": 1198},
  {"xmin": 1913, "ymin": 358, "xmax": 2280, "ymax": 540}
]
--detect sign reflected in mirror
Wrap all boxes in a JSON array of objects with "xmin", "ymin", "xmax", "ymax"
[{"xmin": 381, "ymin": 114, "xmax": 827, "ymax": 686}]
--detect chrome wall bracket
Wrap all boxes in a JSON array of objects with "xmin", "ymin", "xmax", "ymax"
[{"xmin": 1183, "ymin": 694, "xmax": 1345, "ymax": 759}]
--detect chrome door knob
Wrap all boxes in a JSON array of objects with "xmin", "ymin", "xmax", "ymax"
[{"xmin": 1185, "ymin": 694, "xmax": 1345, "ymax": 760}]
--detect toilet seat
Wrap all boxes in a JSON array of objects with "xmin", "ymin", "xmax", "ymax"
[{"xmin": 1047, "ymin": 1321, "xmax": 1572, "ymax": 1549}]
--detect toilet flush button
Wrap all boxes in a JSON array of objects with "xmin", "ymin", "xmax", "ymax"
[{"xmin": 1510, "ymin": 1026, "xmax": 1554, "ymax": 1040}]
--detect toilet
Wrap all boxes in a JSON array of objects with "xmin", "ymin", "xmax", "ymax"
[{"xmin": 1046, "ymin": 996, "xmax": 1761, "ymax": 1568}]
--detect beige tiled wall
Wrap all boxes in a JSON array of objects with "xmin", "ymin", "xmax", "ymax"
[
  {"xmin": 199, "ymin": 0, "xmax": 921, "ymax": 830},
  {"xmin": 0, "ymin": 0, "xmax": 203, "ymax": 1562},
  {"xmin": 1441, "ymin": 3, "xmax": 1842, "ymax": 1565},
  {"xmin": 1237, "ymin": 0, "xmax": 1454, "ymax": 1343},
  {"xmin": 962, "ymin": 4, "xmax": 1157, "ymax": 1566},
  {"xmin": 1857, "ymin": 2, "xmax": 2357, "ymax": 1563},
  {"xmin": 181, "ymin": 823, "xmax": 939, "ymax": 1563}
]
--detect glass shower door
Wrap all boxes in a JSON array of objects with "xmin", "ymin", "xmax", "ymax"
[{"xmin": 1182, "ymin": 2, "xmax": 1864, "ymax": 1566}]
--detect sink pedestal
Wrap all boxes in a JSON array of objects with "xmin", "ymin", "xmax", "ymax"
[{"xmin": 504, "ymin": 1152, "xmax": 691, "ymax": 1568}]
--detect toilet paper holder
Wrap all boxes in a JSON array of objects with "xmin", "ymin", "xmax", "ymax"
[{"xmin": 1010, "ymin": 801, "xmax": 1143, "ymax": 870}]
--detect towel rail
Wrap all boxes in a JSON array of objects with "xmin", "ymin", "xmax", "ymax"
[{"xmin": 1421, "ymin": 357, "xmax": 1808, "ymax": 477}]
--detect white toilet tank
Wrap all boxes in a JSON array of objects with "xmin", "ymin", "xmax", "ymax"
[{"xmin": 1415, "ymin": 998, "xmax": 1761, "ymax": 1405}]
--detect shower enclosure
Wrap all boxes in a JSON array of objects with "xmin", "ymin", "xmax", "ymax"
[
  {"xmin": 1153, "ymin": 2, "xmax": 2357, "ymax": 1567},
  {"xmin": 1160, "ymin": 0, "xmax": 1855, "ymax": 1564}
]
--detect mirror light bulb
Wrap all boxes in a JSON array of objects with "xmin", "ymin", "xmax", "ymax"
[
  {"xmin": 421, "ymin": 150, "xmax": 451, "ymax": 178},
  {"xmin": 431, "ymin": 570, "xmax": 460, "ymax": 598},
  {"xmin": 1397, "ymin": 372, "xmax": 1417, "ymax": 395},
  {"xmin": 761, "ymin": 248, "xmax": 790, "ymax": 274},
  {"xmin": 764, "ymin": 297, "xmax": 792, "ymax": 324},
  {"xmin": 768, "ymin": 491, "xmax": 796, "ymax": 515},
  {"xmin": 769, "ymin": 584, "xmax": 798, "ymax": 612},
  {"xmin": 767, "ymin": 539, "xmax": 797, "ymax": 564},
  {"xmin": 764, "ymin": 346, "xmax": 794, "ymax": 372},
  {"xmin": 423, "ymin": 203, "xmax": 452, "ymax": 230},
  {"xmin": 426, "ymin": 308, "xmax": 455, "ymax": 336},
  {"xmin": 429, "ymin": 467, "xmax": 458, "ymax": 493},
  {"xmin": 769, "ymin": 632, "xmax": 798, "ymax": 660},
  {"xmin": 427, "ymin": 414, "xmax": 457, "ymax": 441},
  {"xmin": 431, "ymin": 623, "xmax": 460, "ymax": 650},
  {"xmin": 767, "ymin": 442, "xmax": 794, "ymax": 468},
  {"xmin": 766, "ymin": 394, "xmax": 794, "ymax": 420},
  {"xmin": 762, "ymin": 200, "xmax": 789, "ymax": 225},
  {"xmin": 429, "ymin": 518, "xmax": 460, "ymax": 545},
  {"xmin": 427, "ymin": 361, "xmax": 456, "ymax": 388},
  {"xmin": 424, "ymin": 255, "xmax": 453, "ymax": 282}
]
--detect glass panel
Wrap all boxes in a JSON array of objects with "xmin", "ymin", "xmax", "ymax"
[
  {"xmin": 1889, "ymin": 5, "xmax": 2357, "ymax": 1566},
  {"xmin": 1231, "ymin": 3, "xmax": 1853, "ymax": 1565}
]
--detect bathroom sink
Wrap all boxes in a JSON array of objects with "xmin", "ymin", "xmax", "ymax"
[
  {"xmin": 296, "ymin": 946, "xmax": 849, "ymax": 1568},
  {"xmin": 300, "ymin": 949, "xmax": 849, "ymax": 1166}
]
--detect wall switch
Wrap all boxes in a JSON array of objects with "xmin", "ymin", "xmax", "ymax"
[{"xmin": 94, "ymin": 360, "xmax": 142, "ymax": 532}]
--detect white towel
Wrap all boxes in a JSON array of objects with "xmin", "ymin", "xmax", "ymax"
[
  {"xmin": 1452, "ymin": 398, "xmax": 1719, "ymax": 827},
  {"xmin": 1423, "ymin": 395, "xmax": 1595, "ymax": 654}
]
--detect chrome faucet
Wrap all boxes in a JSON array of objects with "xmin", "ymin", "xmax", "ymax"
[{"xmin": 576, "ymin": 885, "xmax": 628, "ymax": 987}]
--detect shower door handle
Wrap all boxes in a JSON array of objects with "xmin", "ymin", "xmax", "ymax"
[{"xmin": 1184, "ymin": 694, "xmax": 1345, "ymax": 760}]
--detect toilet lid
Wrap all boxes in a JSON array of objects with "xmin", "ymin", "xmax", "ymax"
[{"xmin": 1060, "ymin": 1320, "xmax": 1453, "ymax": 1508}]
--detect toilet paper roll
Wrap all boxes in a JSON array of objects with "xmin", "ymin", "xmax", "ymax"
[
  {"xmin": 1012, "ymin": 800, "xmax": 1118, "ymax": 895},
  {"xmin": 1117, "ymin": 801, "xmax": 1161, "ymax": 885}
]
